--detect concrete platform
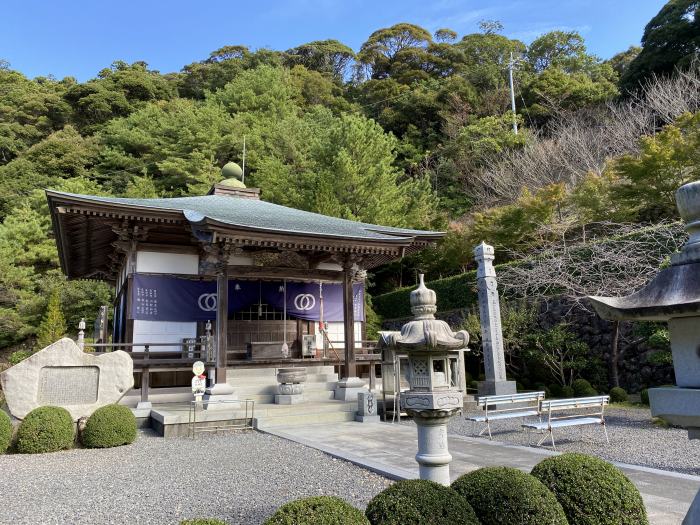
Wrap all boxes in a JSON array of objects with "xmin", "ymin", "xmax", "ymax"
[
  {"xmin": 148, "ymin": 399, "xmax": 358, "ymax": 437},
  {"xmin": 263, "ymin": 421, "xmax": 700, "ymax": 525}
]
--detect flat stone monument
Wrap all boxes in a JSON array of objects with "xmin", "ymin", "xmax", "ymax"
[
  {"xmin": 0, "ymin": 338, "xmax": 134, "ymax": 421},
  {"xmin": 474, "ymin": 242, "xmax": 516, "ymax": 396}
]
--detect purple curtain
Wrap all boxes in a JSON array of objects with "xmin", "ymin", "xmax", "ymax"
[{"xmin": 129, "ymin": 273, "xmax": 364, "ymax": 322}]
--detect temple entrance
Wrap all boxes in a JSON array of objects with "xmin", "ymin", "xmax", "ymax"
[{"xmin": 227, "ymin": 302, "xmax": 315, "ymax": 361}]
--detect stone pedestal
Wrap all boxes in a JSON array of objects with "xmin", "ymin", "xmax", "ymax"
[
  {"xmin": 411, "ymin": 409, "xmax": 459, "ymax": 486},
  {"xmin": 477, "ymin": 379, "xmax": 517, "ymax": 396},
  {"xmin": 275, "ymin": 382, "xmax": 304, "ymax": 405},
  {"xmin": 203, "ymin": 382, "xmax": 237, "ymax": 410},
  {"xmin": 334, "ymin": 377, "xmax": 367, "ymax": 401},
  {"xmin": 356, "ymin": 391, "xmax": 380, "ymax": 422},
  {"xmin": 276, "ymin": 368, "xmax": 306, "ymax": 405}
]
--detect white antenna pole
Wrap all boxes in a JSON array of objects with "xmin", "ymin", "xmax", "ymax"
[
  {"xmin": 508, "ymin": 52, "xmax": 518, "ymax": 135},
  {"xmin": 241, "ymin": 135, "xmax": 246, "ymax": 184}
]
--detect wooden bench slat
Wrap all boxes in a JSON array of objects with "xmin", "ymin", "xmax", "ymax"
[{"xmin": 523, "ymin": 417, "xmax": 602, "ymax": 430}]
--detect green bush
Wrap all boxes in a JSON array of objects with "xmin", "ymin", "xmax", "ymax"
[
  {"xmin": 81, "ymin": 404, "xmax": 137, "ymax": 448},
  {"xmin": 452, "ymin": 466, "xmax": 567, "ymax": 525},
  {"xmin": 572, "ymin": 379, "xmax": 597, "ymax": 397},
  {"xmin": 640, "ymin": 389, "xmax": 649, "ymax": 405},
  {"xmin": 16, "ymin": 406, "xmax": 74, "ymax": 454},
  {"xmin": 561, "ymin": 386, "xmax": 575, "ymax": 398},
  {"xmin": 549, "ymin": 384, "xmax": 563, "ymax": 398},
  {"xmin": 531, "ymin": 453, "xmax": 648, "ymax": 525},
  {"xmin": 609, "ymin": 387, "xmax": 628, "ymax": 403},
  {"xmin": 647, "ymin": 351, "xmax": 673, "ymax": 366},
  {"xmin": 365, "ymin": 479, "xmax": 479, "ymax": 525},
  {"xmin": 9, "ymin": 350, "xmax": 31, "ymax": 366},
  {"xmin": 534, "ymin": 383, "xmax": 551, "ymax": 398},
  {"xmin": 180, "ymin": 518, "xmax": 227, "ymax": 525},
  {"xmin": 0, "ymin": 410, "xmax": 12, "ymax": 453},
  {"xmin": 264, "ymin": 496, "xmax": 369, "ymax": 525}
]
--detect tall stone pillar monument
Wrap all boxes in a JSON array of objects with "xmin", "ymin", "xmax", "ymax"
[{"xmin": 474, "ymin": 242, "xmax": 516, "ymax": 395}]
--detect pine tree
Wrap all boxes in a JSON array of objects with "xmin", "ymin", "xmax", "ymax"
[{"xmin": 36, "ymin": 288, "xmax": 67, "ymax": 349}]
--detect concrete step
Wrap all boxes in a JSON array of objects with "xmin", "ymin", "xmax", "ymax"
[
  {"xmin": 256, "ymin": 409, "xmax": 357, "ymax": 429},
  {"xmin": 228, "ymin": 373, "xmax": 339, "ymax": 386},
  {"xmin": 229, "ymin": 381, "xmax": 338, "ymax": 396},
  {"xmin": 241, "ymin": 390, "xmax": 336, "ymax": 404}
]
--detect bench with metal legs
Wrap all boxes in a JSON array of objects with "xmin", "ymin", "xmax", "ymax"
[
  {"xmin": 523, "ymin": 395, "xmax": 610, "ymax": 451},
  {"xmin": 467, "ymin": 391, "xmax": 545, "ymax": 440}
]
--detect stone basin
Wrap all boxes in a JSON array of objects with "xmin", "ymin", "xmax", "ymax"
[{"xmin": 276, "ymin": 367, "xmax": 307, "ymax": 385}]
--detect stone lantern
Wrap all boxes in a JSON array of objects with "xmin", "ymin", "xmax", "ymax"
[
  {"xmin": 588, "ymin": 181, "xmax": 700, "ymax": 523},
  {"xmin": 380, "ymin": 274, "xmax": 469, "ymax": 485}
]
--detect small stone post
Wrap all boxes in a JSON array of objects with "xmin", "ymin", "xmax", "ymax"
[
  {"xmin": 474, "ymin": 242, "xmax": 516, "ymax": 395},
  {"xmin": 77, "ymin": 318, "xmax": 86, "ymax": 351}
]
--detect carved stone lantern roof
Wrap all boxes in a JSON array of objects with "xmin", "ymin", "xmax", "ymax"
[
  {"xmin": 589, "ymin": 181, "xmax": 700, "ymax": 321},
  {"xmin": 382, "ymin": 275, "xmax": 469, "ymax": 352}
]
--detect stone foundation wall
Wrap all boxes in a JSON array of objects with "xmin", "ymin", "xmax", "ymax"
[{"xmin": 382, "ymin": 298, "xmax": 675, "ymax": 393}]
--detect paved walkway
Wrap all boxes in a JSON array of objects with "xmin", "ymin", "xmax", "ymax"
[{"xmin": 263, "ymin": 421, "xmax": 700, "ymax": 525}]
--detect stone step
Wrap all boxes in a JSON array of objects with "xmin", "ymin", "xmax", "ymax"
[
  {"xmin": 256, "ymin": 409, "xmax": 357, "ymax": 429},
  {"xmin": 228, "ymin": 381, "xmax": 338, "ymax": 396},
  {"xmin": 242, "ymin": 390, "xmax": 336, "ymax": 403},
  {"xmin": 228, "ymin": 373, "xmax": 339, "ymax": 386}
]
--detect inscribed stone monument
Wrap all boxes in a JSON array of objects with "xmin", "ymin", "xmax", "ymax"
[
  {"xmin": 0, "ymin": 338, "xmax": 134, "ymax": 421},
  {"xmin": 356, "ymin": 391, "xmax": 380, "ymax": 422},
  {"xmin": 474, "ymin": 242, "xmax": 516, "ymax": 395}
]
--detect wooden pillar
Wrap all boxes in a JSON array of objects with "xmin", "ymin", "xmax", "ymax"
[
  {"xmin": 216, "ymin": 264, "xmax": 228, "ymax": 383},
  {"xmin": 342, "ymin": 260, "xmax": 357, "ymax": 378}
]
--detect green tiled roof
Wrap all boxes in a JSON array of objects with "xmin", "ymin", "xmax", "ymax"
[{"xmin": 50, "ymin": 192, "xmax": 442, "ymax": 242}]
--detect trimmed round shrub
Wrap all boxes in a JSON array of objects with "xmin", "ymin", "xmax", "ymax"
[
  {"xmin": 0, "ymin": 410, "xmax": 12, "ymax": 453},
  {"xmin": 534, "ymin": 383, "xmax": 551, "ymax": 398},
  {"xmin": 452, "ymin": 466, "xmax": 567, "ymax": 525},
  {"xmin": 365, "ymin": 479, "xmax": 479, "ymax": 525},
  {"xmin": 180, "ymin": 518, "xmax": 227, "ymax": 525},
  {"xmin": 609, "ymin": 387, "xmax": 628, "ymax": 403},
  {"xmin": 640, "ymin": 389, "xmax": 650, "ymax": 405},
  {"xmin": 532, "ymin": 453, "xmax": 648, "ymax": 525},
  {"xmin": 561, "ymin": 385, "xmax": 575, "ymax": 398},
  {"xmin": 572, "ymin": 379, "xmax": 597, "ymax": 397},
  {"xmin": 16, "ymin": 406, "xmax": 74, "ymax": 454},
  {"xmin": 264, "ymin": 496, "xmax": 369, "ymax": 525},
  {"xmin": 82, "ymin": 404, "xmax": 137, "ymax": 448},
  {"xmin": 549, "ymin": 384, "xmax": 563, "ymax": 398}
]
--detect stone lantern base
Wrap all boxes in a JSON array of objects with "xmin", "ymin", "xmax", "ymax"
[{"xmin": 409, "ymin": 408, "xmax": 461, "ymax": 486}]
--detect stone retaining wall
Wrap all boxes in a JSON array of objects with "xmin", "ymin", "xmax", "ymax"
[{"xmin": 382, "ymin": 297, "xmax": 675, "ymax": 393}]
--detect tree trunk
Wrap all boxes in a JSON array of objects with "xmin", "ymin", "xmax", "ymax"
[{"xmin": 610, "ymin": 321, "xmax": 620, "ymax": 388}]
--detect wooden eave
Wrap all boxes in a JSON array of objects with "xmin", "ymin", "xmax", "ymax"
[{"xmin": 47, "ymin": 190, "xmax": 443, "ymax": 278}]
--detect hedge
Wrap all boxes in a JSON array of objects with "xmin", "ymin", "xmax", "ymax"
[
  {"xmin": 365, "ymin": 479, "xmax": 479, "ymax": 525},
  {"xmin": 531, "ymin": 453, "xmax": 648, "ymax": 525},
  {"xmin": 373, "ymin": 271, "xmax": 479, "ymax": 319},
  {"xmin": 81, "ymin": 404, "xmax": 137, "ymax": 448},
  {"xmin": 263, "ymin": 496, "xmax": 369, "ymax": 525},
  {"xmin": 16, "ymin": 406, "xmax": 75, "ymax": 454},
  {"xmin": 0, "ymin": 410, "xmax": 12, "ymax": 453},
  {"xmin": 452, "ymin": 466, "xmax": 567, "ymax": 525}
]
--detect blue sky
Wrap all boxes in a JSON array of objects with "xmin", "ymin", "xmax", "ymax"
[{"xmin": 2, "ymin": 0, "xmax": 667, "ymax": 81}]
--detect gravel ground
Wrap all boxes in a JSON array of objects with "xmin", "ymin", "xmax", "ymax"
[
  {"xmin": 0, "ymin": 430, "xmax": 391, "ymax": 525},
  {"xmin": 439, "ymin": 405, "xmax": 700, "ymax": 475}
]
